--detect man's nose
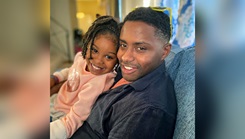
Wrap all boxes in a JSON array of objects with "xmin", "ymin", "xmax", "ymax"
[{"xmin": 121, "ymin": 48, "xmax": 134, "ymax": 62}]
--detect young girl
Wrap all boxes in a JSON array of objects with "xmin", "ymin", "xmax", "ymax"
[{"xmin": 50, "ymin": 16, "xmax": 120, "ymax": 139}]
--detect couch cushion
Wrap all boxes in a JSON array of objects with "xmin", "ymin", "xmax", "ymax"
[{"xmin": 167, "ymin": 47, "xmax": 195, "ymax": 139}]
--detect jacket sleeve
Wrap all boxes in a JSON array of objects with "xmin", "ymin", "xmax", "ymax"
[
  {"xmin": 53, "ymin": 68, "xmax": 69, "ymax": 82},
  {"xmin": 53, "ymin": 52, "xmax": 82, "ymax": 82},
  {"xmin": 61, "ymin": 74, "xmax": 114, "ymax": 138}
]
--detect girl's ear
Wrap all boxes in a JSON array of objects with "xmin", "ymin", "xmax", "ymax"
[{"xmin": 161, "ymin": 43, "xmax": 172, "ymax": 61}]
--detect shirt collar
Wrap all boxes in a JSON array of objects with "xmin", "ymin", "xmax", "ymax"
[{"xmin": 128, "ymin": 61, "xmax": 166, "ymax": 91}]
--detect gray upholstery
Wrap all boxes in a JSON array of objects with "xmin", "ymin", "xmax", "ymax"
[{"xmin": 167, "ymin": 47, "xmax": 195, "ymax": 139}]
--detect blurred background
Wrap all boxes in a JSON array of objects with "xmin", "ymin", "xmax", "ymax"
[
  {"xmin": 196, "ymin": 0, "xmax": 245, "ymax": 139},
  {"xmin": 0, "ymin": 0, "xmax": 50, "ymax": 138}
]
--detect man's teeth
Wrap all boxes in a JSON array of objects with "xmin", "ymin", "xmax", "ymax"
[{"xmin": 124, "ymin": 66, "xmax": 133, "ymax": 70}]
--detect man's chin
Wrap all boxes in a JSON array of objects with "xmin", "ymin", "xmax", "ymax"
[{"xmin": 122, "ymin": 73, "xmax": 138, "ymax": 82}]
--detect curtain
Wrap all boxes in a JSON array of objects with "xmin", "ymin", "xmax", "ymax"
[{"xmin": 161, "ymin": 0, "xmax": 195, "ymax": 48}]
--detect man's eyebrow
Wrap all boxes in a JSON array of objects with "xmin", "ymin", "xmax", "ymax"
[
  {"xmin": 120, "ymin": 40, "xmax": 150, "ymax": 46},
  {"xmin": 134, "ymin": 42, "xmax": 149, "ymax": 45},
  {"xmin": 119, "ymin": 39, "xmax": 127, "ymax": 43}
]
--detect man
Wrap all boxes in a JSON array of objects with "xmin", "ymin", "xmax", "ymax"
[{"xmin": 70, "ymin": 7, "xmax": 177, "ymax": 139}]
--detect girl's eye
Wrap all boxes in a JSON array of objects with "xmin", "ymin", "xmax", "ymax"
[
  {"xmin": 105, "ymin": 55, "xmax": 113, "ymax": 60},
  {"xmin": 91, "ymin": 47, "xmax": 98, "ymax": 53}
]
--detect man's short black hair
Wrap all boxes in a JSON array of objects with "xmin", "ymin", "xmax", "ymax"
[{"xmin": 122, "ymin": 7, "xmax": 171, "ymax": 42}]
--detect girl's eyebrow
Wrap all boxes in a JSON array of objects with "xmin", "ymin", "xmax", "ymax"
[
  {"xmin": 93, "ymin": 43, "xmax": 116, "ymax": 55},
  {"xmin": 108, "ymin": 52, "xmax": 116, "ymax": 55},
  {"xmin": 92, "ymin": 44, "xmax": 99, "ymax": 49}
]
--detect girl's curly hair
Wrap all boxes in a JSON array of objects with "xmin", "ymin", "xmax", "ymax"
[{"xmin": 81, "ymin": 16, "xmax": 120, "ymax": 59}]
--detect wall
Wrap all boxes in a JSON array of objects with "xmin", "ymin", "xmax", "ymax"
[
  {"xmin": 50, "ymin": 0, "xmax": 77, "ymax": 73},
  {"xmin": 104, "ymin": 0, "xmax": 162, "ymax": 22},
  {"xmin": 76, "ymin": 0, "xmax": 106, "ymax": 33}
]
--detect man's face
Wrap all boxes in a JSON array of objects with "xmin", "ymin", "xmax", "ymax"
[{"xmin": 117, "ymin": 21, "xmax": 170, "ymax": 82}]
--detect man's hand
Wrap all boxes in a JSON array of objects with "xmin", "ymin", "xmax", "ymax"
[
  {"xmin": 50, "ymin": 76, "xmax": 55, "ymax": 88},
  {"xmin": 50, "ymin": 81, "xmax": 65, "ymax": 96}
]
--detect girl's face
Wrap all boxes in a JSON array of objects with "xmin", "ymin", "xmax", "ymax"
[{"xmin": 85, "ymin": 35, "xmax": 118, "ymax": 75}]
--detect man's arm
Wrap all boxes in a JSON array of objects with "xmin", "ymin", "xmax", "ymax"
[
  {"xmin": 70, "ymin": 121, "xmax": 104, "ymax": 139},
  {"xmin": 50, "ymin": 80, "xmax": 66, "ymax": 96},
  {"xmin": 108, "ymin": 107, "xmax": 175, "ymax": 139}
]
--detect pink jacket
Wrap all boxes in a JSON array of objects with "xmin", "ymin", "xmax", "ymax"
[{"xmin": 52, "ymin": 53, "xmax": 116, "ymax": 138}]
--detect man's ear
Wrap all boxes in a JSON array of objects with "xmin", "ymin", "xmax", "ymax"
[{"xmin": 161, "ymin": 43, "xmax": 172, "ymax": 61}]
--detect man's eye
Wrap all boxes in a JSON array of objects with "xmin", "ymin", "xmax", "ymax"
[
  {"xmin": 120, "ymin": 43, "xmax": 127, "ymax": 48},
  {"xmin": 137, "ymin": 47, "xmax": 147, "ymax": 51}
]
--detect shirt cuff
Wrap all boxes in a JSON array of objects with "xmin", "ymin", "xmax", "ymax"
[{"xmin": 50, "ymin": 119, "xmax": 67, "ymax": 139}]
